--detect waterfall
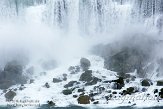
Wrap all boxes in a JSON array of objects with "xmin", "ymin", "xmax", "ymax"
[{"xmin": 0, "ymin": 0, "xmax": 163, "ymax": 34}]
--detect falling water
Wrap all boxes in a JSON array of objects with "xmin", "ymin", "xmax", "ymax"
[{"xmin": 0, "ymin": 0, "xmax": 163, "ymax": 35}]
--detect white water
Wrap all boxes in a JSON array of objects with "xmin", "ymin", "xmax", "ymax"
[{"xmin": 0, "ymin": 0, "xmax": 162, "ymax": 66}]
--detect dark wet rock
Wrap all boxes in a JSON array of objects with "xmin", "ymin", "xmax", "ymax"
[
  {"xmin": 94, "ymin": 36, "xmax": 155, "ymax": 78},
  {"xmin": 19, "ymin": 86, "xmax": 25, "ymax": 90},
  {"xmin": 62, "ymin": 89, "xmax": 72, "ymax": 95},
  {"xmin": 89, "ymin": 93, "xmax": 98, "ymax": 97},
  {"xmin": 160, "ymin": 88, "xmax": 163, "ymax": 92},
  {"xmin": 79, "ymin": 70, "xmax": 93, "ymax": 82},
  {"xmin": 73, "ymin": 95, "xmax": 78, "ymax": 98},
  {"xmin": 93, "ymin": 101, "xmax": 99, "ymax": 104},
  {"xmin": 41, "ymin": 60, "xmax": 57, "ymax": 70},
  {"xmin": 112, "ymin": 77, "xmax": 124, "ymax": 89},
  {"xmin": 5, "ymin": 90, "xmax": 16, "ymax": 100},
  {"xmin": 126, "ymin": 79, "xmax": 130, "ymax": 83},
  {"xmin": 141, "ymin": 79, "xmax": 151, "ymax": 86},
  {"xmin": 122, "ymin": 87, "xmax": 136, "ymax": 95},
  {"xmin": 63, "ymin": 73, "xmax": 67, "ymax": 77},
  {"xmin": 45, "ymin": 83, "xmax": 50, "ymax": 88},
  {"xmin": 131, "ymin": 76, "xmax": 136, "ymax": 81},
  {"xmin": 3, "ymin": 89, "xmax": 7, "ymax": 93},
  {"xmin": 85, "ymin": 77, "xmax": 101, "ymax": 86},
  {"xmin": 91, "ymin": 98, "xmax": 95, "ymax": 102},
  {"xmin": 77, "ymin": 95, "xmax": 90, "ymax": 104},
  {"xmin": 47, "ymin": 101, "xmax": 55, "ymax": 106},
  {"xmin": 63, "ymin": 77, "xmax": 67, "ymax": 81},
  {"xmin": 104, "ymin": 47, "xmax": 148, "ymax": 77},
  {"xmin": 30, "ymin": 79, "xmax": 34, "ymax": 84},
  {"xmin": 80, "ymin": 58, "xmax": 91, "ymax": 71},
  {"xmin": 64, "ymin": 81, "xmax": 78, "ymax": 88},
  {"xmin": 0, "ymin": 60, "xmax": 26, "ymax": 89},
  {"xmin": 157, "ymin": 80, "xmax": 163, "ymax": 86},
  {"xmin": 159, "ymin": 91, "xmax": 163, "ymax": 98},
  {"xmin": 53, "ymin": 78, "xmax": 62, "ymax": 83},
  {"xmin": 154, "ymin": 89, "xmax": 158, "ymax": 94},
  {"xmin": 68, "ymin": 66, "xmax": 80, "ymax": 74},
  {"xmin": 141, "ymin": 88, "xmax": 147, "ymax": 92},
  {"xmin": 112, "ymin": 91, "xmax": 117, "ymax": 94},
  {"xmin": 78, "ymin": 88, "xmax": 85, "ymax": 93}
]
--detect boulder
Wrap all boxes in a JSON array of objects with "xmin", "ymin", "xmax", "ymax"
[
  {"xmin": 68, "ymin": 66, "xmax": 80, "ymax": 74},
  {"xmin": 112, "ymin": 77, "xmax": 124, "ymax": 89},
  {"xmin": 80, "ymin": 58, "xmax": 91, "ymax": 71},
  {"xmin": 45, "ymin": 83, "xmax": 50, "ymax": 88},
  {"xmin": 73, "ymin": 95, "xmax": 78, "ymax": 98},
  {"xmin": 0, "ymin": 60, "xmax": 26, "ymax": 89},
  {"xmin": 78, "ymin": 88, "xmax": 85, "ymax": 93},
  {"xmin": 141, "ymin": 79, "xmax": 151, "ymax": 86},
  {"xmin": 77, "ymin": 95, "xmax": 90, "ymax": 104},
  {"xmin": 79, "ymin": 70, "xmax": 93, "ymax": 82},
  {"xmin": 64, "ymin": 81, "xmax": 78, "ymax": 88},
  {"xmin": 53, "ymin": 78, "xmax": 62, "ymax": 83},
  {"xmin": 47, "ymin": 101, "xmax": 55, "ymax": 106},
  {"xmin": 94, "ymin": 36, "xmax": 155, "ymax": 78},
  {"xmin": 62, "ymin": 89, "xmax": 72, "ymax": 95},
  {"xmin": 85, "ymin": 77, "xmax": 101, "ymax": 86},
  {"xmin": 5, "ymin": 90, "xmax": 16, "ymax": 100},
  {"xmin": 157, "ymin": 80, "xmax": 163, "ymax": 86}
]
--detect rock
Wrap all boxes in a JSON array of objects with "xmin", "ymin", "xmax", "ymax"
[
  {"xmin": 131, "ymin": 76, "xmax": 136, "ymax": 81},
  {"xmin": 122, "ymin": 87, "xmax": 135, "ymax": 95},
  {"xmin": 93, "ymin": 101, "xmax": 99, "ymax": 104},
  {"xmin": 62, "ymin": 89, "xmax": 72, "ymax": 95},
  {"xmin": 5, "ymin": 90, "xmax": 16, "ymax": 100},
  {"xmin": 141, "ymin": 79, "xmax": 150, "ymax": 86},
  {"xmin": 45, "ymin": 83, "xmax": 50, "ymax": 88},
  {"xmin": 126, "ymin": 79, "xmax": 130, "ymax": 83},
  {"xmin": 80, "ymin": 58, "xmax": 91, "ymax": 71},
  {"xmin": 73, "ymin": 95, "xmax": 78, "ymax": 98},
  {"xmin": 41, "ymin": 60, "xmax": 57, "ymax": 70},
  {"xmin": 157, "ymin": 80, "xmax": 163, "ymax": 86},
  {"xmin": 85, "ymin": 77, "xmax": 101, "ymax": 86},
  {"xmin": 30, "ymin": 79, "xmax": 34, "ymax": 84},
  {"xmin": 112, "ymin": 91, "xmax": 117, "ymax": 94},
  {"xmin": 68, "ymin": 66, "xmax": 80, "ymax": 74},
  {"xmin": 53, "ymin": 78, "xmax": 62, "ymax": 83},
  {"xmin": 63, "ymin": 77, "xmax": 67, "ymax": 81},
  {"xmin": 89, "ymin": 93, "xmax": 98, "ymax": 97},
  {"xmin": 64, "ymin": 81, "xmax": 78, "ymax": 88},
  {"xmin": 78, "ymin": 88, "xmax": 85, "ymax": 93},
  {"xmin": 154, "ymin": 89, "xmax": 158, "ymax": 94},
  {"xmin": 112, "ymin": 77, "xmax": 124, "ymax": 89},
  {"xmin": 47, "ymin": 101, "xmax": 55, "ymax": 106},
  {"xmin": 159, "ymin": 92, "xmax": 163, "ymax": 98},
  {"xmin": 160, "ymin": 88, "xmax": 163, "ymax": 92},
  {"xmin": 141, "ymin": 88, "xmax": 147, "ymax": 92},
  {"xmin": 63, "ymin": 74, "xmax": 67, "ymax": 78},
  {"xmin": 77, "ymin": 95, "xmax": 90, "ymax": 104},
  {"xmin": 79, "ymin": 70, "xmax": 93, "ymax": 82},
  {"xmin": 0, "ymin": 60, "xmax": 26, "ymax": 89},
  {"xmin": 126, "ymin": 87, "xmax": 135, "ymax": 95}
]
